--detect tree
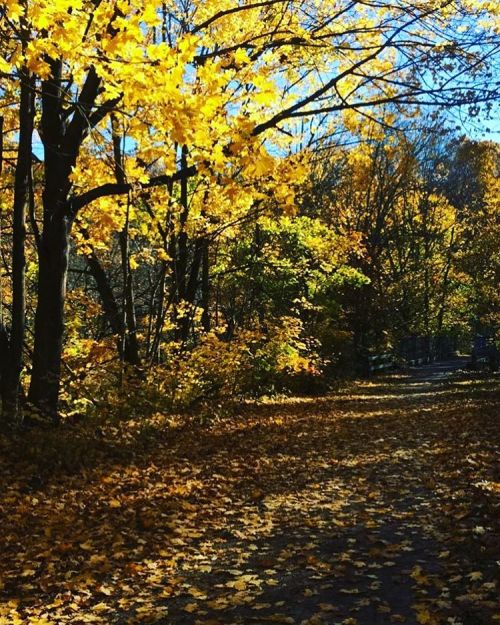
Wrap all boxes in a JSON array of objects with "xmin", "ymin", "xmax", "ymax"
[
  {"xmin": 306, "ymin": 119, "xmax": 468, "ymax": 354},
  {"xmin": 444, "ymin": 139, "xmax": 500, "ymax": 336}
]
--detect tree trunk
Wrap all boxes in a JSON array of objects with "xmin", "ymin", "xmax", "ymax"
[
  {"xmin": 436, "ymin": 227, "xmax": 455, "ymax": 335},
  {"xmin": 78, "ymin": 226, "xmax": 140, "ymax": 366},
  {"xmin": 119, "ymin": 227, "xmax": 141, "ymax": 366},
  {"xmin": 176, "ymin": 146, "xmax": 189, "ymax": 303},
  {"xmin": 2, "ymin": 70, "xmax": 34, "ymax": 421},
  {"xmin": 179, "ymin": 237, "xmax": 204, "ymax": 341},
  {"xmin": 149, "ymin": 261, "xmax": 168, "ymax": 364},
  {"xmin": 201, "ymin": 238, "xmax": 210, "ymax": 332},
  {"xmin": 27, "ymin": 59, "xmax": 106, "ymax": 418},
  {"xmin": 112, "ymin": 115, "xmax": 141, "ymax": 368},
  {"xmin": 28, "ymin": 214, "xmax": 71, "ymax": 421}
]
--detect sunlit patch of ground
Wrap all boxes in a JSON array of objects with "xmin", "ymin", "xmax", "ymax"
[{"xmin": 0, "ymin": 367, "xmax": 498, "ymax": 624}]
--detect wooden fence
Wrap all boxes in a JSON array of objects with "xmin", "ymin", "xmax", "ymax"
[{"xmin": 362, "ymin": 334, "xmax": 458, "ymax": 376}]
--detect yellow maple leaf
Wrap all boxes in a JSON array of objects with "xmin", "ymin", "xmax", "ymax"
[
  {"xmin": 410, "ymin": 565, "xmax": 430, "ymax": 585},
  {"xmin": 415, "ymin": 608, "xmax": 438, "ymax": 625}
]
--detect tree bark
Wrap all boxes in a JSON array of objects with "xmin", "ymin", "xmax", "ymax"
[
  {"xmin": 28, "ymin": 214, "xmax": 71, "ymax": 421},
  {"xmin": 176, "ymin": 146, "xmax": 189, "ymax": 303},
  {"xmin": 201, "ymin": 238, "xmax": 210, "ymax": 332},
  {"xmin": 112, "ymin": 116, "xmax": 141, "ymax": 368},
  {"xmin": 2, "ymin": 69, "xmax": 35, "ymax": 421},
  {"xmin": 27, "ymin": 59, "xmax": 98, "ymax": 419}
]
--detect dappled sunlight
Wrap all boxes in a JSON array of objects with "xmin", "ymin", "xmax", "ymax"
[{"xmin": 0, "ymin": 371, "xmax": 498, "ymax": 624}]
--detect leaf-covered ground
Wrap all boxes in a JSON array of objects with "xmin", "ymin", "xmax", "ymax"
[{"xmin": 0, "ymin": 362, "xmax": 499, "ymax": 625}]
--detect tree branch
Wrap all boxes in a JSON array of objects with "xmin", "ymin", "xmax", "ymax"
[{"xmin": 69, "ymin": 164, "xmax": 197, "ymax": 215}]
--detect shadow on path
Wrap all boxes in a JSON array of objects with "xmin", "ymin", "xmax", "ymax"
[{"xmin": 0, "ymin": 360, "xmax": 498, "ymax": 625}]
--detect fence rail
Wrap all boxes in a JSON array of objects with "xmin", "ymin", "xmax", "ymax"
[
  {"xmin": 362, "ymin": 334, "xmax": 457, "ymax": 377},
  {"xmin": 362, "ymin": 334, "xmax": 498, "ymax": 376},
  {"xmin": 365, "ymin": 353, "xmax": 395, "ymax": 375}
]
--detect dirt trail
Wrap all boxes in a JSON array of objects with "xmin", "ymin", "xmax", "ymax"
[
  {"xmin": 0, "ymin": 362, "xmax": 498, "ymax": 625},
  {"xmin": 405, "ymin": 357, "xmax": 469, "ymax": 381}
]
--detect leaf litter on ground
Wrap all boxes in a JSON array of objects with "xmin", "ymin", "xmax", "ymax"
[{"xmin": 0, "ymin": 369, "xmax": 498, "ymax": 625}]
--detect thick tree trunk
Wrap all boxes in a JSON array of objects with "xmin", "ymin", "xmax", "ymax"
[
  {"xmin": 2, "ymin": 70, "xmax": 34, "ymax": 421},
  {"xmin": 28, "ymin": 215, "xmax": 71, "ymax": 421},
  {"xmin": 26, "ymin": 59, "xmax": 106, "ymax": 418}
]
